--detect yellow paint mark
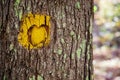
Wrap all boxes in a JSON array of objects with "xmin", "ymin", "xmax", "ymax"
[{"xmin": 18, "ymin": 13, "xmax": 51, "ymax": 49}]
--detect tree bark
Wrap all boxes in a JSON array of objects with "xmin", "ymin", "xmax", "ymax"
[{"xmin": 0, "ymin": 0, "xmax": 93, "ymax": 80}]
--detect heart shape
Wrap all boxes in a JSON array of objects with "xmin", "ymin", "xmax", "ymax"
[{"xmin": 28, "ymin": 25, "xmax": 47, "ymax": 46}]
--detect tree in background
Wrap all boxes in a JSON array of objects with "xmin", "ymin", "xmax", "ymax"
[{"xmin": 0, "ymin": 0, "xmax": 93, "ymax": 80}]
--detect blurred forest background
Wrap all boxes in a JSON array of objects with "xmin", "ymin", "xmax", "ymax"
[{"xmin": 94, "ymin": 0, "xmax": 120, "ymax": 80}]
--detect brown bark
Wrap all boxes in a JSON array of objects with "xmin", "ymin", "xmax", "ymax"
[{"xmin": 0, "ymin": 0, "xmax": 93, "ymax": 80}]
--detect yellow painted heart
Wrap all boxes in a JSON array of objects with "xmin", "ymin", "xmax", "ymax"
[{"xmin": 18, "ymin": 13, "xmax": 51, "ymax": 49}]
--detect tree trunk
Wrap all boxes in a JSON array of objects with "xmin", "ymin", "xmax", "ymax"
[{"xmin": 0, "ymin": 0, "xmax": 93, "ymax": 80}]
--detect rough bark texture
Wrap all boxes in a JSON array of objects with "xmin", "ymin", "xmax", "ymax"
[{"xmin": 0, "ymin": 0, "xmax": 93, "ymax": 80}]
